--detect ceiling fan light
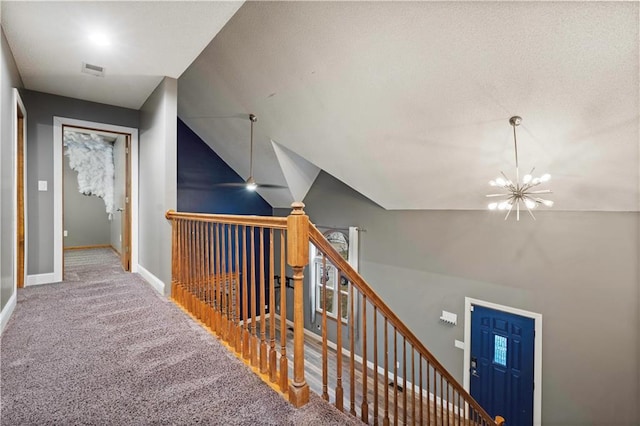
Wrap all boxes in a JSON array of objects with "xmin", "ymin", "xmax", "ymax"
[
  {"xmin": 495, "ymin": 177, "xmax": 507, "ymax": 187},
  {"xmin": 246, "ymin": 177, "xmax": 257, "ymax": 191},
  {"xmin": 488, "ymin": 202, "xmax": 498, "ymax": 210},
  {"xmin": 525, "ymin": 199, "xmax": 536, "ymax": 209},
  {"xmin": 541, "ymin": 199, "xmax": 554, "ymax": 207},
  {"xmin": 489, "ymin": 180, "xmax": 497, "ymax": 187},
  {"xmin": 540, "ymin": 173, "xmax": 551, "ymax": 182},
  {"xmin": 523, "ymin": 174, "xmax": 532, "ymax": 184}
]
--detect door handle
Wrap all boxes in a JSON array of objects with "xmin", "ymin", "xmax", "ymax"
[{"xmin": 471, "ymin": 369, "xmax": 480, "ymax": 378}]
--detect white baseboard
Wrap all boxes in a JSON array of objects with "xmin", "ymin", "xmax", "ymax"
[
  {"xmin": 136, "ymin": 265, "xmax": 165, "ymax": 295},
  {"xmin": 0, "ymin": 290, "xmax": 17, "ymax": 335},
  {"xmin": 26, "ymin": 273, "xmax": 57, "ymax": 286}
]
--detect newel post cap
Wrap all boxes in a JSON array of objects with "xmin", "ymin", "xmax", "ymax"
[{"xmin": 290, "ymin": 202, "xmax": 306, "ymax": 215}]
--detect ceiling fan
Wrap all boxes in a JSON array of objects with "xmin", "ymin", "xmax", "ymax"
[{"xmin": 216, "ymin": 113, "xmax": 287, "ymax": 191}]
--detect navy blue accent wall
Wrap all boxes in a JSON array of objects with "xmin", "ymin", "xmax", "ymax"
[
  {"xmin": 177, "ymin": 118, "xmax": 273, "ymax": 216},
  {"xmin": 177, "ymin": 118, "xmax": 273, "ymax": 320}
]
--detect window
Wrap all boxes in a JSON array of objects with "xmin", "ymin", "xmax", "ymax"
[
  {"xmin": 310, "ymin": 229, "xmax": 357, "ymax": 323},
  {"xmin": 494, "ymin": 335, "xmax": 507, "ymax": 367}
]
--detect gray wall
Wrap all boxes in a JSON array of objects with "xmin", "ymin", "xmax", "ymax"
[
  {"xmin": 138, "ymin": 77, "xmax": 177, "ymax": 292},
  {"xmin": 62, "ymin": 154, "xmax": 111, "ymax": 248},
  {"xmin": 0, "ymin": 27, "xmax": 23, "ymax": 311},
  {"xmin": 287, "ymin": 171, "xmax": 639, "ymax": 426},
  {"xmin": 20, "ymin": 89, "xmax": 138, "ymax": 275}
]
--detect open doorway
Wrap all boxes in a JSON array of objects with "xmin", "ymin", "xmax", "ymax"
[
  {"xmin": 53, "ymin": 117, "xmax": 139, "ymax": 283},
  {"xmin": 62, "ymin": 127, "xmax": 131, "ymax": 273}
]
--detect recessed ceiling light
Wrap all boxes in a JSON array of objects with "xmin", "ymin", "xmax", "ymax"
[{"xmin": 89, "ymin": 32, "xmax": 111, "ymax": 47}]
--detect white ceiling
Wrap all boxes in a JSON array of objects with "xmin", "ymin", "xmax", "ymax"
[
  {"xmin": 179, "ymin": 1, "xmax": 639, "ymax": 211},
  {"xmin": 3, "ymin": 2, "xmax": 638, "ymax": 211},
  {"xmin": 1, "ymin": 1, "xmax": 243, "ymax": 109}
]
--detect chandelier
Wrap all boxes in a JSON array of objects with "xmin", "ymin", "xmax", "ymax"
[{"xmin": 486, "ymin": 116, "xmax": 553, "ymax": 220}]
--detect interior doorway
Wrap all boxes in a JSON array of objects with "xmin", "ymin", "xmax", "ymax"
[
  {"xmin": 62, "ymin": 126, "xmax": 131, "ymax": 273},
  {"xmin": 52, "ymin": 117, "xmax": 139, "ymax": 283}
]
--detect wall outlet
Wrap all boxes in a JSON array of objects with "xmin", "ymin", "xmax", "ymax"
[
  {"xmin": 63, "ymin": 230, "xmax": 68, "ymax": 237},
  {"xmin": 38, "ymin": 180, "xmax": 47, "ymax": 191},
  {"xmin": 316, "ymin": 324, "xmax": 321, "ymax": 330},
  {"xmin": 396, "ymin": 361, "xmax": 400, "ymax": 369}
]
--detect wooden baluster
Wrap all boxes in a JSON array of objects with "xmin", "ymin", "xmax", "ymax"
[
  {"xmin": 321, "ymin": 253, "xmax": 329, "ymax": 401},
  {"xmin": 440, "ymin": 373, "xmax": 444, "ymax": 425},
  {"xmin": 216, "ymin": 223, "xmax": 223, "ymax": 335},
  {"xmin": 179, "ymin": 219, "xmax": 186, "ymax": 306},
  {"xmin": 234, "ymin": 225, "xmax": 242, "ymax": 353},
  {"xmin": 279, "ymin": 230, "xmax": 288, "ymax": 393},
  {"xmin": 286, "ymin": 202, "xmax": 310, "ymax": 407},
  {"xmin": 335, "ymin": 266, "xmax": 344, "ymax": 412},
  {"xmin": 403, "ymin": 337, "xmax": 407, "ymax": 425},
  {"xmin": 170, "ymin": 219, "xmax": 176, "ymax": 297},
  {"xmin": 349, "ymin": 282, "xmax": 356, "ymax": 416},
  {"xmin": 268, "ymin": 229, "xmax": 277, "ymax": 382},
  {"xmin": 426, "ymin": 360, "xmax": 431, "ymax": 425},
  {"xmin": 208, "ymin": 223, "xmax": 216, "ymax": 331},
  {"xmin": 242, "ymin": 226, "xmax": 250, "ymax": 360},
  {"xmin": 204, "ymin": 222, "xmax": 211, "ymax": 329},
  {"xmin": 250, "ymin": 226, "xmax": 258, "ymax": 367},
  {"xmin": 411, "ymin": 346, "xmax": 415, "ymax": 426},
  {"xmin": 383, "ymin": 317, "xmax": 389, "ymax": 426},
  {"xmin": 446, "ymin": 381, "xmax": 450, "ymax": 426},
  {"xmin": 394, "ymin": 327, "xmax": 398, "ymax": 426},
  {"xmin": 402, "ymin": 336, "xmax": 409, "ymax": 425},
  {"xmin": 187, "ymin": 220, "xmax": 194, "ymax": 314},
  {"xmin": 361, "ymin": 295, "xmax": 369, "ymax": 424},
  {"xmin": 211, "ymin": 223, "xmax": 220, "ymax": 336},
  {"xmin": 221, "ymin": 224, "xmax": 229, "ymax": 341},
  {"xmin": 173, "ymin": 219, "xmax": 179, "ymax": 302},
  {"xmin": 226, "ymin": 224, "xmax": 233, "ymax": 342},
  {"xmin": 198, "ymin": 221, "xmax": 204, "ymax": 321},
  {"xmin": 259, "ymin": 227, "xmax": 268, "ymax": 373},
  {"xmin": 419, "ymin": 356, "xmax": 423, "ymax": 425},
  {"xmin": 373, "ymin": 306, "xmax": 379, "ymax": 426}
]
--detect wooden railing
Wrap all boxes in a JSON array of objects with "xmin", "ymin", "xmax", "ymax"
[{"xmin": 166, "ymin": 204, "xmax": 503, "ymax": 425}]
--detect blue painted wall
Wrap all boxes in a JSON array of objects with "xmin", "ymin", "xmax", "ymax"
[
  {"xmin": 177, "ymin": 118, "xmax": 273, "ymax": 321},
  {"xmin": 177, "ymin": 118, "xmax": 272, "ymax": 215}
]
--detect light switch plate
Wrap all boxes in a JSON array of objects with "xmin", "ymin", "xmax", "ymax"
[
  {"xmin": 454, "ymin": 339, "xmax": 465, "ymax": 350},
  {"xmin": 38, "ymin": 180, "xmax": 48, "ymax": 191}
]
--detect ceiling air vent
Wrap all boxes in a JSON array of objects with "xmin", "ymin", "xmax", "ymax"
[{"xmin": 81, "ymin": 62, "xmax": 105, "ymax": 77}]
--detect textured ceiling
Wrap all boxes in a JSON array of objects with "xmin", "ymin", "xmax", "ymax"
[
  {"xmin": 179, "ymin": 1, "xmax": 639, "ymax": 211},
  {"xmin": 1, "ymin": 1, "xmax": 243, "ymax": 109}
]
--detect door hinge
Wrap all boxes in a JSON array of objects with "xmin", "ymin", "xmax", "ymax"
[
  {"xmin": 125, "ymin": 147, "xmax": 129, "ymax": 154},
  {"xmin": 470, "ymin": 305, "xmax": 474, "ymax": 312},
  {"xmin": 125, "ymin": 197, "xmax": 129, "ymax": 203}
]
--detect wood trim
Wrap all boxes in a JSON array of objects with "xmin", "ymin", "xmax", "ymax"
[
  {"xmin": 165, "ymin": 210, "xmax": 287, "ymax": 229},
  {"xmin": 16, "ymin": 107, "xmax": 25, "ymax": 289},
  {"xmin": 64, "ymin": 244, "xmax": 113, "ymax": 251},
  {"xmin": 308, "ymin": 224, "xmax": 495, "ymax": 424}
]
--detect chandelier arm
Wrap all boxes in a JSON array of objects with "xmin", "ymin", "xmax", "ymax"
[
  {"xmin": 486, "ymin": 194, "xmax": 511, "ymax": 198},
  {"xmin": 528, "ymin": 190, "xmax": 552, "ymax": 194},
  {"xmin": 525, "ymin": 204, "xmax": 537, "ymax": 220},
  {"xmin": 516, "ymin": 199, "xmax": 521, "ymax": 221}
]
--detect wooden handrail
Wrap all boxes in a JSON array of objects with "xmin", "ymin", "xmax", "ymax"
[
  {"xmin": 166, "ymin": 210, "xmax": 288, "ymax": 229},
  {"xmin": 166, "ymin": 207, "xmax": 500, "ymax": 424},
  {"xmin": 309, "ymin": 224, "xmax": 497, "ymax": 424}
]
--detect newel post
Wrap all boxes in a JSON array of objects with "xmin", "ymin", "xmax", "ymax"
[{"xmin": 286, "ymin": 202, "xmax": 310, "ymax": 407}]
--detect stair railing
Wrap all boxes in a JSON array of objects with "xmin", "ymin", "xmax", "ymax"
[{"xmin": 166, "ymin": 204, "xmax": 503, "ymax": 424}]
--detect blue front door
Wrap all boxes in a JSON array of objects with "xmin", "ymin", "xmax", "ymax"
[{"xmin": 470, "ymin": 305, "xmax": 535, "ymax": 426}]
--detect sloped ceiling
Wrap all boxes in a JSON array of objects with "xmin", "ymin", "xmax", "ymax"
[
  {"xmin": 1, "ymin": 1, "xmax": 243, "ymax": 109},
  {"xmin": 179, "ymin": 1, "xmax": 639, "ymax": 211}
]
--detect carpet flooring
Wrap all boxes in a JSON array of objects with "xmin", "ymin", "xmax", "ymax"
[{"xmin": 1, "ymin": 249, "xmax": 362, "ymax": 425}]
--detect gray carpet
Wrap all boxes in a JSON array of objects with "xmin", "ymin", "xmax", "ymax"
[{"xmin": 1, "ymin": 249, "xmax": 362, "ymax": 425}]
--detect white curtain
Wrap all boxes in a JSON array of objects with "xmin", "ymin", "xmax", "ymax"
[{"xmin": 63, "ymin": 131, "xmax": 115, "ymax": 217}]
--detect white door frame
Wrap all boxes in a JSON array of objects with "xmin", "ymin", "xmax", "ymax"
[
  {"xmin": 463, "ymin": 297, "xmax": 542, "ymax": 426},
  {"xmin": 52, "ymin": 117, "xmax": 139, "ymax": 283}
]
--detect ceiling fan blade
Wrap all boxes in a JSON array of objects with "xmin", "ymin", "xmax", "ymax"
[
  {"xmin": 212, "ymin": 182, "xmax": 248, "ymax": 188},
  {"xmin": 256, "ymin": 183, "xmax": 288, "ymax": 189}
]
